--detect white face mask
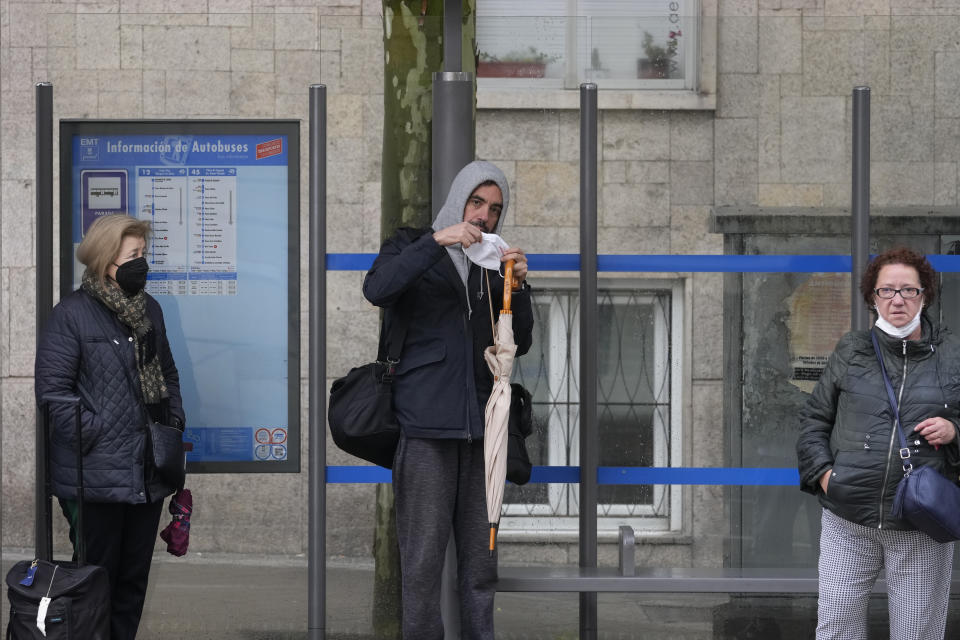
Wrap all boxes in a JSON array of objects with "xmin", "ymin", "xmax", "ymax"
[
  {"xmin": 463, "ymin": 232, "xmax": 510, "ymax": 271},
  {"xmin": 874, "ymin": 306, "xmax": 923, "ymax": 339}
]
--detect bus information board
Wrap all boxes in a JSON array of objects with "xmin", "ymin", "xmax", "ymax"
[{"xmin": 60, "ymin": 120, "xmax": 300, "ymax": 473}]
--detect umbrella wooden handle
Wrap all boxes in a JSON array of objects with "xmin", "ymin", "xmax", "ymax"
[{"xmin": 503, "ymin": 259, "xmax": 514, "ymax": 312}]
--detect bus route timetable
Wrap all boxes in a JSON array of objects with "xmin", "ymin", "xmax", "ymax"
[{"xmin": 138, "ymin": 166, "xmax": 238, "ymax": 296}]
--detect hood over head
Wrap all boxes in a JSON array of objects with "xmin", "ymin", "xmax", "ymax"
[{"xmin": 432, "ymin": 161, "xmax": 510, "ymax": 286}]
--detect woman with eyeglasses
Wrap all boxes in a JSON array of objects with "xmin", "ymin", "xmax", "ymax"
[{"xmin": 797, "ymin": 246, "xmax": 960, "ymax": 639}]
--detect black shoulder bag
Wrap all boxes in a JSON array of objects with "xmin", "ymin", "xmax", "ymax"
[
  {"xmin": 507, "ymin": 382, "xmax": 534, "ymax": 485},
  {"xmin": 328, "ymin": 309, "xmax": 409, "ymax": 469},
  {"xmin": 872, "ymin": 330, "xmax": 960, "ymax": 542}
]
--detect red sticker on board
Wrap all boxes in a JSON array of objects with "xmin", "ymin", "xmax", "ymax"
[{"xmin": 256, "ymin": 138, "xmax": 283, "ymax": 159}]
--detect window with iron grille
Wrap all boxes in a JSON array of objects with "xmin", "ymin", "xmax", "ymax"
[{"xmin": 501, "ymin": 280, "xmax": 684, "ymax": 537}]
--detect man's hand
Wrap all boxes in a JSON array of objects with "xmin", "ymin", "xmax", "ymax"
[
  {"xmin": 433, "ymin": 222, "xmax": 483, "ymax": 248},
  {"xmin": 502, "ymin": 247, "xmax": 528, "ymax": 285}
]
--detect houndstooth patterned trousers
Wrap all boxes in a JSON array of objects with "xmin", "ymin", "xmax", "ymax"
[{"xmin": 817, "ymin": 508, "xmax": 954, "ymax": 640}]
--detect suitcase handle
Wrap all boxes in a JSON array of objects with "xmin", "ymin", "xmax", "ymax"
[
  {"xmin": 40, "ymin": 394, "xmax": 86, "ymax": 565},
  {"xmin": 40, "ymin": 393, "xmax": 81, "ymax": 407}
]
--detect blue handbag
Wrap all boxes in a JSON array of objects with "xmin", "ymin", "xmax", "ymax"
[{"xmin": 872, "ymin": 331, "xmax": 960, "ymax": 543}]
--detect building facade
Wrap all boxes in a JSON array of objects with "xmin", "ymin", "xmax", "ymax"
[{"xmin": 2, "ymin": 0, "xmax": 960, "ymax": 633}]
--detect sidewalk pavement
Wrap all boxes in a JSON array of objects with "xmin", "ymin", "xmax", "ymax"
[{"xmin": 2, "ymin": 550, "xmax": 720, "ymax": 639}]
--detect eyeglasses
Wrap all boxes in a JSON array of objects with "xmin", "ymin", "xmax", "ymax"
[{"xmin": 874, "ymin": 287, "xmax": 924, "ymax": 300}]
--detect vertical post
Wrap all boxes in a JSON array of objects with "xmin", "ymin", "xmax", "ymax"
[
  {"xmin": 851, "ymin": 86, "xmax": 870, "ymax": 332},
  {"xmin": 431, "ymin": 72, "xmax": 475, "ymax": 219},
  {"xmin": 579, "ymin": 82, "xmax": 599, "ymax": 640},
  {"xmin": 442, "ymin": 0, "xmax": 462, "ymax": 73},
  {"xmin": 308, "ymin": 83, "xmax": 327, "ymax": 640},
  {"xmin": 618, "ymin": 525, "xmax": 635, "ymax": 577},
  {"xmin": 432, "ymin": 65, "xmax": 475, "ymax": 638},
  {"xmin": 35, "ymin": 82, "xmax": 54, "ymax": 562}
]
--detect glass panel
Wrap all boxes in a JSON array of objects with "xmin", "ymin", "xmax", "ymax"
[
  {"xmin": 503, "ymin": 285, "xmax": 676, "ymax": 531},
  {"xmin": 13, "ymin": 5, "xmax": 960, "ymax": 637},
  {"xmin": 588, "ymin": 595, "xmax": 960, "ymax": 638},
  {"xmin": 736, "ymin": 236, "xmax": 948, "ymax": 568},
  {"xmin": 477, "ymin": 16, "xmax": 566, "ymax": 82},
  {"xmin": 596, "ymin": 594, "xmax": 816, "ymax": 639},
  {"xmin": 585, "ymin": 15, "xmax": 687, "ymax": 82},
  {"xmin": 476, "ymin": 1, "xmax": 697, "ymax": 88},
  {"xmin": 738, "ymin": 245, "xmax": 852, "ymax": 569},
  {"xmin": 597, "ymin": 290, "xmax": 671, "ymax": 509},
  {"xmin": 494, "ymin": 593, "xmax": 581, "ymax": 636}
]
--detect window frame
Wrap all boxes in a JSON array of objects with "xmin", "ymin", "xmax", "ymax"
[
  {"xmin": 500, "ymin": 277, "xmax": 686, "ymax": 538},
  {"xmin": 475, "ymin": 0, "xmax": 716, "ymax": 111}
]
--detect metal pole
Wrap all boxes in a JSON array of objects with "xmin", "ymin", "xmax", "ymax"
[
  {"xmin": 431, "ymin": 72, "xmax": 475, "ymax": 219},
  {"xmin": 851, "ymin": 86, "xmax": 871, "ymax": 332},
  {"xmin": 442, "ymin": 0, "xmax": 462, "ymax": 72},
  {"xmin": 35, "ymin": 81, "xmax": 54, "ymax": 562},
  {"xmin": 431, "ymin": 66, "xmax": 475, "ymax": 639},
  {"xmin": 579, "ymin": 82, "xmax": 599, "ymax": 640},
  {"xmin": 308, "ymin": 83, "xmax": 327, "ymax": 640}
]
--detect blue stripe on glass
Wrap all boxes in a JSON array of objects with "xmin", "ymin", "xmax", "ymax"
[
  {"xmin": 326, "ymin": 254, "xmax": 960, "ymax": 273},
  {"xmin": 326, "ymin": 253, "xmax": 378, "ymax": 270},
  {"xmin": 326, "ymin": 466, "xmax": 801, "ymax": 486}
]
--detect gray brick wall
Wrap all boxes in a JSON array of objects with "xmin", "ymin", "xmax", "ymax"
[{"xmin": 2, "ymin": 0, "xmax": 956, "ymax": 563}]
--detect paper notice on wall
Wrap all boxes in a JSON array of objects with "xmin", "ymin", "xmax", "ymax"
[{"xmin": 786, "ymin": 273, "xmax": 851, "ymax": 393}]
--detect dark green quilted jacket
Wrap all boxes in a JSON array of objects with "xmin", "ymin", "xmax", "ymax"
[{"xmin": 797, "ymin": 316, "xmax": 960, "ymax": 530}]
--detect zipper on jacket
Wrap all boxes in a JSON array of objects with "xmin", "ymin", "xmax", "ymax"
[
  {"xmin": 877, "ymin": 339, "xmax": 908, "ymax": 529},
  {"xmin": 464, "ymin": 314, "xmax": 473, "ymax": 443},
  {"xmin": 465, "ymin": 396, "xmax": 472, "ymax": 444}
]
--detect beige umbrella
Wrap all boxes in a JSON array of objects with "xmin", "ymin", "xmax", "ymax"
[{"xmin": 483, "ymin": 260, "xmax": 517, "ymax": 555}]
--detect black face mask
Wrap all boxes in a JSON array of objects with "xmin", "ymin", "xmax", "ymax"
[{"xmin": 113, "ymin": 257, "xmax": 149, "ymax": 296}]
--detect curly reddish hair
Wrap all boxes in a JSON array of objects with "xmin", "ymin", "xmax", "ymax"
[{"xmin": 859, "ymin": 247, "xmax": 937, "ymax": 309}]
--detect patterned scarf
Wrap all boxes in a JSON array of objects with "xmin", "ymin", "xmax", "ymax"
[{"xmin": 82, "ymin": 270, "xmax": 168, "ymax": 405}]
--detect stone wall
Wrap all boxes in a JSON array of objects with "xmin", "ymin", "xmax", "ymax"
[
  {"xmin": 1, "ymin": 1, "xmax": 389, "ymax": 558},
  {"xmin": 2, "ymin": 0, "xmax": 955, "ymax": 564}
]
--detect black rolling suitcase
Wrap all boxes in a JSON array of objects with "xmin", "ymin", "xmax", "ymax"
[{"xmin": 5, "ymin": 395, "xmax": 110, "ymax": 639}]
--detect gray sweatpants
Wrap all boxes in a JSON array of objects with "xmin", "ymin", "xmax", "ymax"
[
  {"xmin": 817, "ymin": 508, "xmax": 954, "ymax": 640},
  {"xmin": 393, "ymin": 435, "xmax": 496, "ymax": 640}
]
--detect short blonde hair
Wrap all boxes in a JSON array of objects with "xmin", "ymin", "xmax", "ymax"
[{"xmin": 77, "ymin": 215, "xmax": 151, "ymax": 285}]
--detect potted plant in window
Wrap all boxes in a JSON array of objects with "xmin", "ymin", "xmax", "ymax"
[
  {"xmin": 477, "ymin": 46, "xmax": 559, "ymax": 79},
  {"xmin": 586, "ymin": 47, "xmax": 609, "ymax": 79},
  {"xmin": 637, "ymin": 30, "xmax": 680, "ymax": 79}
]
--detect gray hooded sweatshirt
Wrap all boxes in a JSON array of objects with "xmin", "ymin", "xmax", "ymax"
[
  {"xmin": 363, "ymin": 159, "xmax": 532, "ymax": 441},
  {"xmin": 431, "ymin": 160, "xmax": 510, "ymax": 288}
]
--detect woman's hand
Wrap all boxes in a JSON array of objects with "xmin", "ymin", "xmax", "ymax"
[
  {"xmin": 819, "ymin": 468, "xmax": 831, "ymax": 494},
  {"xmin": 913, "ymin": 417, "xmax": 957, "ymax": 448}
]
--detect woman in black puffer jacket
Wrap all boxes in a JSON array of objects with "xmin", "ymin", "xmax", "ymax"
[
  {"xmin": 797, "ymin": 247, "xmax": 960, "ymax": 640},
  {"xmin": 35, "ymin": 214, "xmax": 184, "ymax": 640}
]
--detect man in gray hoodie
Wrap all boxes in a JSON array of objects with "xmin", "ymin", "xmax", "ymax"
[{"xmin": 364, "ymin": 161, "xmax": 535, "ymax": 638}]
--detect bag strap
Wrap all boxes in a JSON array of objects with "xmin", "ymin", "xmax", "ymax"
[
  {"xmin": 485, "ymin": 270, "xmax": 497, "ymax": 347},
  {"xmin": 40, "ymin": 395, "xmax": 86, "ymax": 564},
  {"xmin": 376, "ymin": 301, "xmax": 411, "ymax": 376},
  {"xmin": 374, "ymin": 229, "xmax": 427, "ymax": 372},
  {"xmin": 871, "ymin": 330, "xmax": 914, "ymax": 477}
]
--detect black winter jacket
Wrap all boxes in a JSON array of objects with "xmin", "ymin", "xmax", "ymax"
[
  {"xmin": 35, "ymin": 289, "xmax": 184, "ymax": 504},
  {"xmin": 363, "ymin": 228, "xmax": 534, "ymax": 440},
  {"xmin": 797, "ymin": 317, "xmax": 960, "ymax": 530}
]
